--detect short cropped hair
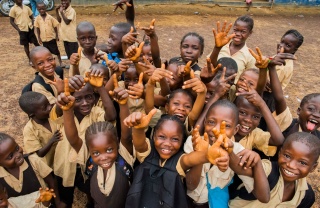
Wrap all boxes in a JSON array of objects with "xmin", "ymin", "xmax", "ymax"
[
  {"xmin": 19, "ymin": 91, "xmax": 45, "ymax": 115},
  {"xmin": 207, "ymin": 99, "xmax": 239, "ymax": 124}
]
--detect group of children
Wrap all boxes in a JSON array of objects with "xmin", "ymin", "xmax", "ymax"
[{"xmin": 3, "ymin": 0, "xmax": 320, "ymax": 207}]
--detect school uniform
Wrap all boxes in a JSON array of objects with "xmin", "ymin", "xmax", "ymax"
[
  {"xmin": 126, "ymin": 139, "xmax": 188, "ymax": 208},
  {"xmin": 58, "ymin": 5, "xmax": 78, "ymax": 59},
  {"xmin": 53, "ymin": 106, "xmax": 105, "ymax": 205},
  {"xmin": 184, "ymin": 136, "xmax": 253, "ymax": 208},
  {"xmin": 229, "ymin": 160, "xmax": 315, "ymax": 207},
  {"xmin": 9, "ymin": 4, "xmax": 38, "ymax": 46},
  {"xmin": 34, "ymin": 14, "xmax": 60, "ymax": 55},
  {"xmin": 274, "ymin": 57, "xmax": 294, "ymax": 90},
  {"xmin": 23, "ymin": 114, "xmax": 62, "ymax": 168},
  {"xmin": 69, "ymin": 48, "xmax": 105, "ymax": 76},
  {"xmin": 0, "ymin": 154, "xmax": 52, "ymax": 208},
  {"xmin": 217, "ymin": 41, "xmax": 256, "ymax": 83},
  {"xmin": 32, "ymin": 72, "xmax": 61, "ymax": 105},
  {"xmin": 69, "ymin": 140, "xmax": 135, "ymax": 207}
]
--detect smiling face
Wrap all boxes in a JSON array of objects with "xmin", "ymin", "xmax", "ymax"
[
  {"xmin": 297, "ymin": 96, "xmax": 320, "ymax": 133},
  {"xmin": 31, "ymin": 49, "xmax": 56, "ymax": 80},
  {"xmin": 236, "ymin": 70, "xmax": 259, "ymax": 93},
  {"xmin": 61, "ymin": 0, "xmax": 70, "ymax": 9},
  {"xmin": 87, "ymin": 132, "xmax": 118, "ymax": 170},
  {"xmin": 106, "ymin": 26, "xmax": 123, "ymax": 54},
  {"xmin": 32, "ymin": 95, "xmax": 52, "ymax": 120},
  {"xmin": 232, "ymin": 20, "xmax": 252, "ymax": 46},
  {"xmin": 204, "ymin": 105, "xmax": 239, "ymax": 145},
  {"xmin": 278, "ymin": 33, "xmax": 299, "ymax": 54},
  {"xmin": 37, "ymin": 3, "xmax": 46, "ymax": 16},
  {"xmin": 0, "ymin": 137, "xmax": 24, "ymax": 170},
  {"xmin": 235, "ymin": 97, "xmax": 261, "ymax": 138},
  {"xmin": 73, "ymin": 84, "xmax": 95, "ymax": 118},
  {"xmin": 278, "ymin": 141, "xmax": 317, "ymax": 183},
  {"xmin": 165, "ymin": 92, "xmax": 193, "ymax": 122},
  {"xmin": 77, "ymin": 27, "xmax": 97, "ymax": 51},
  {"xmin": 205, "ymin": 79, "xmax": 217, "ymax": 104},
  {"xmin": 154, "ymin": 120, "xmax": 183, "ymax": 162},
  {"xmin": 180, "ymin": 35, "xmax": 202, "ymax": 64}
]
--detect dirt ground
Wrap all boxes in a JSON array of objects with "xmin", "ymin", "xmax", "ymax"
[{"xmin": 0, "ymin": 3, "xmax": 320, "ymax": 207}]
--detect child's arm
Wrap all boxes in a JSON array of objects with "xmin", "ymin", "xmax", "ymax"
[
  {"xmin": 56, "ymin": 79, "xmax": 82, "ymax": 152},
  {"xmin": 182, "ymin": 70, "xmax": 207, "ymax": 128},
  {"xmin": 229, "ymin": 149, "xmax": 270, "ymax": 203},
  {"xmin": 123, "ymin": 109, "xmax": 157, "ymax": 153},
  {"xmin": 9, "ymin": 17, "xmax": 20, "ymax": 32},
  {"xmin": 69, "ymin": 47, "xmax": 82, "ymax": 76},
  {"xmin": 125, "ymin": 0, "xmax": 134, "ymax": 26},
  {"xmin": 209, "ymin": 21, "xmax": 235, "ymax": 67},
  {"xmin": 36, "ymin": 130, "xmax": 62, "ymax": 157},
  {"xmin": 140, "ymin": 19, "xmax": 161, "ymax": 68},
  {"xmin": 55, "ymin": 6, "xmax": 62, "ymax": 23},
  {"xmin": 35, "ymin": 27, "xmax": 42, "ymax": 45},
  {"xmin": 109, "ymin": 77, "xmax": 133, "ymax": 154},
  {"xmin": 42, "ymin": 172, "xmax": 64, "ymax": 207},
  {"xmin": 54, "ymin": 27, "xmax": 59, "ymax": 42},
  {"xmin": 58, "ymin": 6, "xmax": 72, "ymax": 25},
  {"xmin": 236, "ymin": 83, "xmax": 284, "ymax": 146},
  {"xmin": 268, "ymin": 49, "xmax": 297, "ymax": 115},
  {"xmin": 144, "ymin": 65, "xmax": 173, "ymax": 113}
]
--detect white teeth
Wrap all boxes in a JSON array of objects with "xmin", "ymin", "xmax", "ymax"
[
  {"xmin": 162, "ymin": 149, "xmax": 171, "ymax": 153},
  {"xmin": 101, "ymin": 163, "xmax": 111, "ymax": 168},
  {"xmin": 310, "ymin": 119, "xmax": 318, "ymax": 124},
  {"xmin": 241, "ymin": 125, "xmax": 250, "ymax": 130},
  {"xmin": 283, "ymin": 169, "xmax": 295, "ymax": 176}
]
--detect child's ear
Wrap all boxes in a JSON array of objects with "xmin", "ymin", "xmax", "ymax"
[
  {"xmin": 310, "ymin": 162, "xmax": 318, "ymax": 173},
  {"xmin": 234, "ymin": 124, "xmax": 240, "ymax": 135},
  {"xmin": 297, "ymin": 107, "xmax": 301, "ymax": 115}
]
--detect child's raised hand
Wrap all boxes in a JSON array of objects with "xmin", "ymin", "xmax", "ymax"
[
  {"xmin": 47, "ymin": 77, "xmax": 64, "ymax": 94},
  {"xmin": 214, "ymin": 67, "xmax": 237, "ymax": 98},
  {"xmin": 109, "ymin": 74, "xmax": 128, "ymax": 105},
  {"xmin": 249, "ymin": 47, "xmax": 269, "ymax": 69},
  {"xmin": 178, "ymin": 61, "xmax": 192, "ymax": 77},
  {"xmin": 113, "ymin": 0, "xmax": 132, "ymax": 12},
  {"xmin": 122, "ymin": 27, "xmax": 139, "ymax": 45},
  {"xmin": 50, "ymin": 130, "xmax": 62, "ymax": 144},
  {"xmin": 182, "ymin": 70, "xmax": 206, "ymax": 94},
  {"xmin": 212, "ymin": 21, "xmax": 235, "ymax": 48},
  {"xmin": 192, "ymin": 126, "xmax": 209, "ymax": 152},
  {"xmin": 123, "ymin": 108, "xmax": 157, "ymax": 129},
  {"xmin": 139, "ymin": 19, "xmax": 156, "ymax": 37},
  {"xmin": 57, "ymin": 78, "xmax": 75, "ymax": 111},
  {"xmin": 35, "ymin": 187, "xmax": 56, "ymax": 203},
  {"xmin": 236, "ymin": 82, "xmax": 263, "ymax": 107},
  {"xmin": 207, "ymin": 131, "xmax": 229, "ymax": 165},
  {"xmin": 236, "ymin": 149, "xmax": 261, "ymax": 169},
  {"xmin": 84, "ymin": 71, "xmax": 104, "ymax": 88},
  {"xmin": 212, "ymin": 121, "xmax": 234, "ymax": 153},
  {"xmin": 269, "ymin": 46, "xmax": 297, "ymax": 67},
  {"xmin": 70, "ymin": 47, "xmax": 82, "ymax": 65},
  {"xmin": 200, "ymin": 58, "xmax": 221, "ymax": 82},
  {"xmin": 118, "ymin": 58, "xmax": 133, "ymax": 73},
  {"xmin": 68, "ymin": 75, "xmax": 86, "ymax": 91},
  {"xmin": 148, "ymin": 64, "xmax": 173, "ymax": 85},
  {"xmin": 128, "ymin": 73, "xmax": 144, "ymax": 99},
  {"xmin": 125, "ymin": 42, "xmax": 145, "ymax": 62},
  {"xmin": 139, "ymin": 56, "xmax": 156, "ymax": 77}
]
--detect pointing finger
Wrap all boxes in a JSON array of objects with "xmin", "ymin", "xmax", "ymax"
[
  {"xmin": 138, "ymin": 72, "xmax": 143, "ymax": 85},
  {"xmin": 64, "ymin": 78, "xmax": 70, "ymax": 96}
]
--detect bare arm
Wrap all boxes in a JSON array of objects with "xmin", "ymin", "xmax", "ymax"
[
  {"xmin": 125, "ymin": 0, "xmax": 134, "ymax": 26},
  {"xmin": 55, "ymin": 7, "xmax": 61, "ymax": 23},
  {"xmin": 10, "ymin": 17, "xmax": 20, "ymax": 32}
]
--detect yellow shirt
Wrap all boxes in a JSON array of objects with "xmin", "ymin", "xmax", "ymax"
[
  {"xmin": 23, "ymin": 116, "xmax": 62, "ymax": 168},
  {"xmin": 0, "ymin": 154, "xmax": 52, "ymax": 208},
  {"xmin": 118, "ymin": 81, "xmax": 145, "ymax": 114},
  {"xmin": 229, "ymin": 160, "xmax": 310, "ymax": 208},
  {"xmin": 69, "ymin": 48, "xmax": 105, "ymax": 76},
  {"xmin": 58, "ymin": 5, "xmax": 77, "ymax": 42},
  {"xmin": 184, "ymin": 136, "xmax": 253, "ymax": 203},
  {"xmin": 69, "ymin": 140, "xmax": 135, "ymax": 196},
  {"xmin": 53, "ymin": 106, "xmax": 105, "ymax": 187},
  {"xmin": 32, "ymin": 72, "xmax": 61, "ymax": 105},
  {"xmin": 9, "ymin": 4, "xmax": 33, "ymax": 32},
  {"xmin": 34, "ymin": 13, "xmax": 59, "ymax": 42},
  {"xmin": 217, "ymin": 42, "xmax": 256, "ymax": 83},
  {"xmin": 276, "ymin": 59, "xmax": 294, "ymax": 90}
]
